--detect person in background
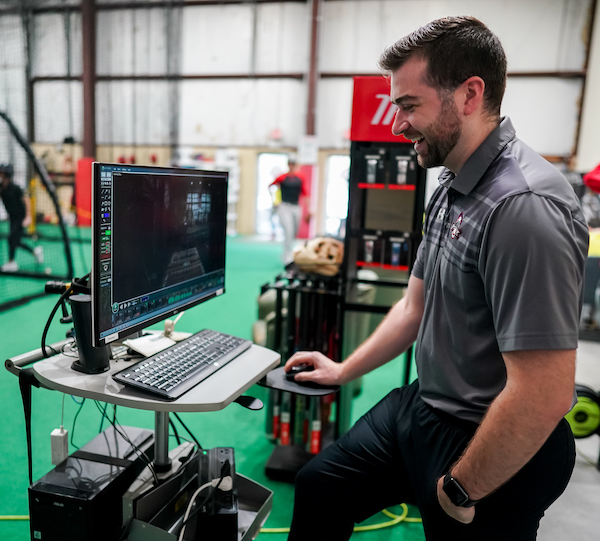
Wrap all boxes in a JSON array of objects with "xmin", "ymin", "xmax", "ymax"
[
  {"xmin": 0, "ymin": 163, "xmax": 43, "ymax": 272},
  {"xmin": 270, "ymin": 155, "xmax": 311, "ymax": 263},
  {"xmin": 285, "ymin": 16, "xmax": 587, "ymax": 541}
]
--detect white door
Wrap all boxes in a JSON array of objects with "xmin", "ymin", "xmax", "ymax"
[
  {"xmin": 324, "ymin": 154, "xmax": 350, "ymax": 237},
  {"xmin": 256, "ymin": 152, "xmax": 289, "ymax": 238}
]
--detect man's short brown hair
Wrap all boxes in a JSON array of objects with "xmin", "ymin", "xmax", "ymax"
[{"xmin": 379, "ymin": 16, "xmax": 507, "ymax": 118}]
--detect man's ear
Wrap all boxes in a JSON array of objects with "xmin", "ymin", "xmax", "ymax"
[{"xmin": 460, "ymin": 76, "xmax": 486, "ymax": 116}]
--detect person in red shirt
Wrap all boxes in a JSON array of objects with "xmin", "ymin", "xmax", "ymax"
[{"xmin": 270, "ymin": 156, "xmax": 310, "ymax": 263}]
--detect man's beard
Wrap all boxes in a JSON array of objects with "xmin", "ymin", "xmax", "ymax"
[{"xmin": 416, "ymin": 94, "xmax": 462, "ymax": 169}]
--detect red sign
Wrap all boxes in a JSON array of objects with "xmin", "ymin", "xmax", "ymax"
[
  {"xmin": 350, "ymin": 76, "xmax": 410, "ymax": 143},
  {"xmin": 75, "ymin": 157, "xmax": 94, "ymax": 227}
]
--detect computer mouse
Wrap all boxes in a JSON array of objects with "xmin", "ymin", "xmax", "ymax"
[{"xmin": 285, "ymin": 364, "xmax": 315, "ymax": 381}]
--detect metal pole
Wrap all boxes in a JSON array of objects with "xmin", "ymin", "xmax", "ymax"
[
  {"xmin": 154, "ymin": 411, "xmax": 172, "ymax": 472},
  {"xmin": 306, "ymin": 0, "xmax": 321, "ymax": 136},
  {"xmin": 81, "ymin": 0, "xmax": 96, "ymax": 158},
  {"xmin": 5, "ymin": 340, "xmax": 73, "ymax": 376}
]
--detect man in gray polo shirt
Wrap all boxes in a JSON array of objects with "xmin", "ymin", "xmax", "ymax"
[{"xmin": 284, "ymin": 16, "xmax": 588, "ymax": 541}]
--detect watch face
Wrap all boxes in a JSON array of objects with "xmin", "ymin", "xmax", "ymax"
[{"xmin": 443, "ymin": 476, "xmax": 469, "ymax": 506}]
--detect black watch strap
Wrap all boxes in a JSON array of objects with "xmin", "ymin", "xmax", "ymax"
[{"xmin": 442, "ymin": 471, "xmax": 479, "ymax": 508}]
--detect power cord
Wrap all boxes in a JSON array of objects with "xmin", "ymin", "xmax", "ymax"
[
  {"xmin": 70, "ymin": 397, "xmax": 86, "ymax": 449},
  {"xmin": 98, "ymin": 402, "xmax": 109, "ymax": 433},
  {"xmin": 170, "ymin": 416, "xmax": 182, "ymax": 445},
  {"xmin": 0, "ymin": 502, "xmax": 422, "ymax": 531},
  {"xmin": 172, "ymin": 412, "xmax": 203, "ymax": 450},
  {"xmin": 41, "ymin": 283, "xmax": 73, "ymax": 357},
  {"xmin": 60, "ymin": 341, "xmax": 79, "ymax": 359},
  {"xmin": 178, "ymin": 460, "xmax": 233, "ymax": 541},
  {"xmin": 382, "ymin": 507, "xmax": 423, "ymax": 524},
  {"xmin": 41, "ymin": 273, "xmax": 90, "ymax": 358},
  {"xmin": 92, "ymin": 401, "xmax": 159, "ymax": 486},
  {"xmin": 258, "ymin": 504, "xmax": 422, "ymax": 534}
]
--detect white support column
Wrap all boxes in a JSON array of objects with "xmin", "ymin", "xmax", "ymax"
[{"xmin": 577, "ymin": 1, "xmax": 600, "ymax": 172}]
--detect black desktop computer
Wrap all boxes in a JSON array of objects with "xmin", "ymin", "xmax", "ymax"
[
  {"xmin": 29, "ymin": 426, "xmax": 154, "ymax": 541},
  {"xmin": 90, "ymin": 163, "xmax": 228, "ymax": 350}
]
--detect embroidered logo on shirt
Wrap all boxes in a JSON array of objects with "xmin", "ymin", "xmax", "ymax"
[{"xmin": 450, "ymin": 213, "xmax": 463, "ymax": 239}]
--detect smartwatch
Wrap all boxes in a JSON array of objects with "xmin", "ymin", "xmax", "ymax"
[{"xmin": 442, "ymin": 472, "xmax": 479, "ymax": 508}]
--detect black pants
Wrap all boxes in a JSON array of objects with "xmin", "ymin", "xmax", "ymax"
[
  {"xmin": 289, "ymin": 381, "xmax": 575, "ymax": 540},
  {"xmin": 8, "ymin": 217, "xmax": 33, "ymax": 260}
]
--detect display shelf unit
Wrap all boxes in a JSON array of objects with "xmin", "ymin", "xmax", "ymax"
[
  {"xmin": 343, "ymin": 140, "xmax": 427, "ymax": 385},
  {"xmin": 258, "ymin": 271, "xmax": 344, "ymax": 482}
]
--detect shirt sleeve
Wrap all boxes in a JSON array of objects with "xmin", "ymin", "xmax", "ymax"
[
  {"xmin": 411, "ymin": 239, "xmax": 425, "ymax": 280},
  {"xmin": 479, "ymin": 192, "xmax": 588, "ymax": 351},
  {"xmin": 270, "ymin": 174, "xmax": 284, "ymax": 187}
]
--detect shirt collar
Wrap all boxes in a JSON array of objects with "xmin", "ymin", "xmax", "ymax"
[{"xmin": 437, "ymin": 116, "xmax": 517, "ymax": 195}]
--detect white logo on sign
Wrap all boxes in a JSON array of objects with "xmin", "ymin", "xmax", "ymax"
[{"xmin": 371, "ymin": 94, "xmax": 398, "ymax": 126}]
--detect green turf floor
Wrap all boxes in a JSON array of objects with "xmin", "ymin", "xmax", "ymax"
[
  {"xmin": 0, "ymin": 224, "xmax": 92, "ymax": 310},
  {"xmin": 0, "ymin": 234, "xmax": 424, "ymax": 541}
]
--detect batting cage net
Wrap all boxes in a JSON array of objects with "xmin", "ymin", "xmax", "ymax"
[
  {"xmin": 0, "ymin": 0, "xmax": 184, "ymax": 310},
  {"xmin": 0, "ymin": 110, "xmax": 74, "ymax": 310}
]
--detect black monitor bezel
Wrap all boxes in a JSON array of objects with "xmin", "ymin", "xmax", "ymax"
[{"xmin": 91, "ymin": 161, "xmax": 229, "ymax": 347}]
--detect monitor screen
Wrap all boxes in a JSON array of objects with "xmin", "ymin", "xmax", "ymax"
[{"xmin": 91, "ymin": 162, "xmax": 228, "ymax": 347}]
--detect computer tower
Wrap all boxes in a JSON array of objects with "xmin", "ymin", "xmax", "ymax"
[{"xmin": 29, "ymin": 426, "xmax": 154, "ymax": 541}]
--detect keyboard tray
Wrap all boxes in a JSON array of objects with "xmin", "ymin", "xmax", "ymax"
[{"xmin": 112, "ymin": 329, "xmax": 252, "ymax": 401}]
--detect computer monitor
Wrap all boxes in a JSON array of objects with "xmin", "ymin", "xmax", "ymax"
[{"xmin": 91, "ymin": 162, "xmax": 228, "ymax": 347}]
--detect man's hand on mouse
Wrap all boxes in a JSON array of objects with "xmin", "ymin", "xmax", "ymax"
[
  {"xmin": 284, "ymin": 351, "xmax": 344, "ymax": 386},
  {"xmin": 285, "ymin": 364, "xmax": 314, "ymax": 380}
]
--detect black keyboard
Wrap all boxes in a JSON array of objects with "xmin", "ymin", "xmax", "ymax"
[{"xmin": 112, "ymin": 329, "xmax": 252, "ymax": 401}]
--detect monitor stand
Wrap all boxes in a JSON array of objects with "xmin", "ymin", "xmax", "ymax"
[
  {"xmin": 69, "ymin": 294, "xmax": 111, "ymax": 374},
  {"xmin": 153, "ymin": 411, "xmax": 172, "ymax": 473}
]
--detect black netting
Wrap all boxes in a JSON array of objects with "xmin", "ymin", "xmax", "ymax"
[
  {"xmin": 0, "ymin": 110, "xmax": 74, "ymax": 310},
  {"xmin": 0, "ymin": 0, "xmax": 184, "ymax": 310}
]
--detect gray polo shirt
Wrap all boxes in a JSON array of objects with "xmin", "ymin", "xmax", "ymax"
[{"xmin": 412, "ymin": 117, "xmax": 588, "ymax": 423}]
